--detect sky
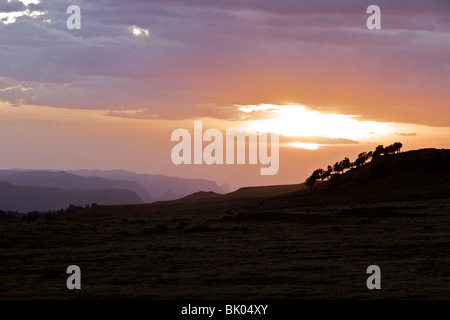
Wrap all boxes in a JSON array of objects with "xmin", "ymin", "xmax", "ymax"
[{"xmin": 0, "ymin": 0, "xmax": 449, "ymax": 190}]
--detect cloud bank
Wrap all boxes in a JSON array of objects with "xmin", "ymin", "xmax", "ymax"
[{"xmin": 0, "ymin": 0, "xmax": 449, "ymax": 125}]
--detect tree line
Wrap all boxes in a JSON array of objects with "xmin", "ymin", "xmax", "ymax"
[{"xmin": 305, "ymin": 142, "xmax": 403, "ymax": 189}]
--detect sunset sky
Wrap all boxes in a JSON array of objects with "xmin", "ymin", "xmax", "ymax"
[{"xmin": 1, "ymin": 0, "xmax": 449, "ymax": 190}]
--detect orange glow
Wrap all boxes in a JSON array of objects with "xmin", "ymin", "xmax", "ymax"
[
  {"xmin": 289, "ymin": 142, "xmax": 320, "ymax": 150},
  {"xmin": 240, "ymin": 104, "xmax": 391, "ymax": 140}
]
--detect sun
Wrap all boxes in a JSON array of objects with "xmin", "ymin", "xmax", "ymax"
[
  {"xmin": 239, "ymin": 104, "xmax": 391, "ymax": 145},
  {"xmin": 289, "ymin": 142, "xmax": 320, "ymax": 150}
]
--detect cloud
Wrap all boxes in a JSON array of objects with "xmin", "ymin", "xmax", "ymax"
[
  {"xmin": 105, "ymin": 108, "xmax": 157, "ymax": 120},
  {"xmin": 0, "ymin": 84, "xmax": 34, "ymax": 105},
  {"xmin": 0, "ymin": 0, "xmax": 45, "ymax": 25},
  {"xmin": 0, "ymin": 0, "xmax": 449, "ymax": 126},
  {"xmin": 395, "ymin": 132, "xmax": 417, "ymax": 136},
  {"xmin": 279, "ymin": 135, "xmax": 359, "ymax": 145},
  {"xmin": 0, "ymin": 0, "xmax": 25, "ymax": 13},
  {"xmin": 120, "ymin": 0, "xmax": 450, "ymax": 16},
  {"xmin": 129, "ymin": 25, "xmax": 149, "ymax": 37}
]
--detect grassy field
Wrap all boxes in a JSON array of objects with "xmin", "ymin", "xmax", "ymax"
[{"xmin": 1, "ymin": 197, "xmax": 450, "ymax": 299}]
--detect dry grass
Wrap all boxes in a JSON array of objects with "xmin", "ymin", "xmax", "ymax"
[{"xmin": 1, "ymin": 197, "xmax": 450, "ymax": 299}]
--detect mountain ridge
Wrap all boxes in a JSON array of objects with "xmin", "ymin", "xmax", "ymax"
[
  {"xmin": 0, "ymin": 169, "xmax": 229, "ymax": 212},
  {"xmin": 0, "ymin": 181, "xmax": 144, "ymax": 212}
]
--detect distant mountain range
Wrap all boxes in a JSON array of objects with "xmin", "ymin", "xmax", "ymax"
[
  {"xmin": 0, "ymin": 181, "xmax": 143, "ymax": 212},
  {"xmin": 0, "ymin": 170, "xmax": 228, "ymax": 212},
  {"xmin": 68, "ymin": 169, "xmax": 229, "ymax": 201}
]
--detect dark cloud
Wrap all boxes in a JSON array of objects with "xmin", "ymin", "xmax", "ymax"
[
  {"xmin": 0, "ymin": 0, "xmax": 25, "ymax": 13},
  {"xmin": 105, "ymin": 109, "xmax": 157, "ymax": 120},
  {"xmin": 116, "ymin": 0, "xmax": 450, "ymax": 16}
]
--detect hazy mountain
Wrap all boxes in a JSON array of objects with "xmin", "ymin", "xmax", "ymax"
[
  {"xmin": 0, "ymin": 170, "xmax": 152, "ymax": 202},
  {"xmin": 0, "ymin": 170, "xmax": 228, "ymax": 211},
  {"xmin": 68, "ymin": 169, "xmax": 228, "ymax": 201},
  {"xmin": 0, "ymin": 181, "xmax": 143, "ymax": 212}
]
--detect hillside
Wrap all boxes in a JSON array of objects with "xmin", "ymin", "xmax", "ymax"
[
  {"xmin": 68, "ymin": 169, "xmax": 229, "ymax": 201},
  {"xmin": 268, "ymin": 148, "xmax": 450, "ymax": 208},
  {"xmin": 160, "ymin": 148, "xmax": 450, "ymax": 211},
  {"xmin": 181, "ymin": 183, "xmax": 302, "ymax": 201},
  {"xmin": 0, "ymin": 170, "xmax": 152, "ymax": 202},
  {"xmin": 0, "ymin": 170, "xmax": 230, "ymax": 211},
  {"xmin": 0, "ymin": 182, "xmax": 144, "ymax": 212}
]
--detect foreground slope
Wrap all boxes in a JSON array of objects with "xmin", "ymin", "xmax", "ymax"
[{"xmin": 2, "ymin": 149, "xmax": 450, "ymax": 299}]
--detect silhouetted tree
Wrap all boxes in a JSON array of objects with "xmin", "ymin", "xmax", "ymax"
[
  {"xmin": 340, "ymin": 157, "xmax": 351, "ymax": 173},
  {"xmin": 305, "ymin": 168, "xmax": 323, "ymax": 189},
  {"xmin": 355, "ymin": 152, "xmax": 369, "ymax": 167},
  {"xmin": 305, "ymin": 176, "xmax": 316, "ymax": 189},
  {"xmin": 302, "ymin": 141, "xmax": 403, "ymax": 190},
  {"xmin": 333, "ymin": 161, "xmax": 341, "ymax": 174},
  {"xmin": 371, "ymin": 145, "xmax": 384, "ymax": 161},
  {"xmin": 384, "ymin": 144, "xmax": 395, "ymax": 154},
  {"xmin": 322, "ymin": 166, "xmax": 332, "ymax": 181},
  {"xmin": 315, "ymin": 168, "xmax": 325, "ymax": 182},
  {"xmin": 393, "ymin": 142, "xmax": 403, "ymax": 153}
]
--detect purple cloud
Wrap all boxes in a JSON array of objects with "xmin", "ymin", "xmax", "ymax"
[{"xmin": 0, "ymin": 0, "xmax": 449, "ymax": 125}]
